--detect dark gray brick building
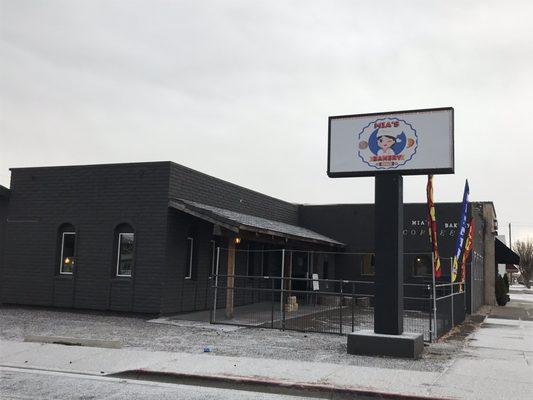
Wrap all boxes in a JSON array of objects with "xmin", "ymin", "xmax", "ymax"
[
  {"xmin": 0, "ymin": 161, "xmax": 504, "ymax": 314},
  {"xmin": 0, "ymin": 162, "xmax": 341, "ymax": 313}
]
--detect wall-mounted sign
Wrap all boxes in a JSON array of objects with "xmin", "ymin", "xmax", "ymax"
[{"xmin": 328, "ymin": 107, "xmax": 454, "ymax": 177}]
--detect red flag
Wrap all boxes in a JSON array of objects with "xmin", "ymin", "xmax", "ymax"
[
  {"xmin": 426, "ymin": 175, "xmax": 442, "ymax": 278},
  {"xmin": 460, "ymin": 218, "xmax": 475, "ymax": 286}
]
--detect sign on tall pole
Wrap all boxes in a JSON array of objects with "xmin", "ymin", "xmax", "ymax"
[
  {"xmin": 328, "ymin": 108, "xmax": 454, "ymax": 177},
  {"xmin": 328, "ymin": 107, "xmax": 454, "ymax": 358}
]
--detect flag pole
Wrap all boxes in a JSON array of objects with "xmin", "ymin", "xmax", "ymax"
[{"xmin": 432, "ymin": 251, "xmax": 437, "ymax": 341}]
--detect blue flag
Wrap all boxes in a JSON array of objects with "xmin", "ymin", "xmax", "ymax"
[{"xmin": 452, "ymin": 180, "xmax": 470, "ymax": 281}]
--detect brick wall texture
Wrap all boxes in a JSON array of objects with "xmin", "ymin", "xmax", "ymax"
[{"xmin": 0, "ymin": 162, "xmax": 301, "ymax": 313}]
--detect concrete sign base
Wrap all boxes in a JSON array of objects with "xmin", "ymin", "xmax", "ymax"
[{"xmin": 347, "ymin": 330, "xmax": 424, "ymax": 359}]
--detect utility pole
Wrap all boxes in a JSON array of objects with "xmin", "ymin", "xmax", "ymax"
[
  {"xmin": 508, "ymin": 223, "xmax": 512, "ymax": 250},
  {"xmin": 508, "ymin": 222, "xmax": 513, "ymax": 284}
]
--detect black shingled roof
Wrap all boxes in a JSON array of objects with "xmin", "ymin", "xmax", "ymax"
[{"xmin": 169, "ymin": 198, "xmax": 344, "ymax": 247}]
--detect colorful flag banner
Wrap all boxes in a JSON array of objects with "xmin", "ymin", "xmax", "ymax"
[
  {"xmin": 426, "ymin": 175, "xmax": 442, "ymax": 279},
  {"xmin": 460, "ymin": 218, "xmax": 475, "ymax": 291},
  {"xmin": 452, "ymin": 180, "xmax": 470, "ymax": 282}
]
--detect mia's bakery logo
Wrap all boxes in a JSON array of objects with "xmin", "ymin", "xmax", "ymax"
[{"xmin": 357, "ymin": 118, "xmax": 418, "ymax": 169}]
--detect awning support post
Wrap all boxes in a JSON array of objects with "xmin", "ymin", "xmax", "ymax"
[{"xmin": 225, "ymin": 239, "xmax": 236, "ymax": 319}]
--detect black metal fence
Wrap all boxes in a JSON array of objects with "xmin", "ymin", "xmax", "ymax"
[
  {"xmin": 210, "ymin": 275, "xmax": 434, "ymax": 341},
  {"xmin": 206, "ymin": 249, "xmax": 467, "ymax": 342},
  {"xmin": 433, "ymin": 281, "xmax": 466, "ymax": 338}
]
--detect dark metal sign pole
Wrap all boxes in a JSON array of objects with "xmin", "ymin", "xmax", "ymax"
[
  {"xmin": 374, "ymin": 174, "xmax": 404, "ymax": 335},
  {"xmin": 348, "ymin": 173, "xmax": 422, "ymax": 358}
]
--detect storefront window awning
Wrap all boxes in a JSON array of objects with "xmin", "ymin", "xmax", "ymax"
[
  {"xmin": 495, "ymin": 237, "xmax": 520, "ymax": 265},
  {"xmin": 169, "ymin": 198, "xmax": 345, "ymax": 247}
]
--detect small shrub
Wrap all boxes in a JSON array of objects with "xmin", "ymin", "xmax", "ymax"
[
  {"xmin": 495, "ymin": 275, "xmax": 510, "ymax": 306},
  {"xmin": 503, "ymin": 274, "xmax": 510, "ymax": 293}
]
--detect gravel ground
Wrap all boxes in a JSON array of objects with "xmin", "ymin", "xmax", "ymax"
[{"xmin": 0, "ymin": 305, "xmax": 473, "ymax": 372}]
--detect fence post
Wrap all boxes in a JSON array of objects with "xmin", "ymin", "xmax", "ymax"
[
  {"xmin": 193, "ymin": 281, "xmax": 198, "ymax": 311},
  {"xmin": 427, "ymin": 284, "xmax": 432, "ymax": 342},
  {"xmin": 271, "ymin": 277, "xmax": 274, "ymax": 329},
  {"xmin": 209, "ymin": 276, "xmax": 213, "ymax": 324},
  {"xmin": 339, "ymin": 282, "xmax": 343, "ymax": 334},
  {"xmin": 212, "ymin": 247, "xmax": 220, "ymax": 324},
  {"xmin": 281, "ymin": 249, "xmax": 285, "ymax": 331},
  {"xmin": 431, "ymin": 252, "xmax": 438, "ymax": 339},
  {"xmin": 351, "ymin": 282, "xmax": 355, "ymax": 333},
  {"xmin": 282, "ymin": 289, "xmax": 286, "ymax": 331},
  {"xmin": 450, "ymin": 259, "xmax": 454, "ymax": 327},
  {"xmin": 205, "ymin": 278, "xmax": 209, "ymax": 310}
]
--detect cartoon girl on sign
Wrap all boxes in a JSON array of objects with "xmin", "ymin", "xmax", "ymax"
[
  {"xmin": 366, "ymin": 128, "xmax": 407, "ymax": 157},
  {"xmin": 377, "ymin": 134, "xmax": 399, "ymax": 156},
  {"xmin": 357, "ymin": 118, "xmax": 418, "ymax": 169}
]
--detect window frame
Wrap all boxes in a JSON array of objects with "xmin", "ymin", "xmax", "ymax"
[
  {"xmin": 361, "ymin": 253, "xmax": 375, "ymax": 277},
  {"xmin": 116, "ymin": 232, "xmax": 135, "ymax": 278},
  {"xmin": 185, "ymin": 237, "xmax": 194, "ymax": 280},
  {"xmin": 59, "ymin": 231, "xmax": 76, "ymax": 275}
]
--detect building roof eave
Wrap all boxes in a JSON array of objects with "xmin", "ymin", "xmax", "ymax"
[{"xmin": 168, "ymin": 198, "xmax": 345, "ymax": 248}]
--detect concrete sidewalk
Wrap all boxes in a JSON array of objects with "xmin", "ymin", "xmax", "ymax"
[
  {"xmin": 1, "ymin": 287, "xmax": 532, "ymax": 399},
  {"xmin": 426, "ymin": 286, "xmax": 533, "ymax": 399},
  {"xmin": 0, "ymin": 340, "xmax": 443, "ymax": 398}
]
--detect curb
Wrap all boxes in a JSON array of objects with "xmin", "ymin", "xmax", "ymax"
[
  {"xmin": 24, "ymin": 335, "xmax": 121, "ymax": 349},
  {"xmin": 111, "ymin": 369, "xmax": 452, "ymax": 400}
]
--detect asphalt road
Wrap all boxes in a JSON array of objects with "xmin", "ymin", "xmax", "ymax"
[{"xmin": 0, "ymin": 367, "xmax": 312, "ymax": 400}]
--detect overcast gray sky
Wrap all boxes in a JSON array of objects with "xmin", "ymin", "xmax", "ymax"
[{"xmin": 1, "ymin": 0, "xmax": 532, "ymax": 241}]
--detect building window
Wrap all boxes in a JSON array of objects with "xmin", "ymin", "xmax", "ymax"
[
  {"xmin": 59, "ymin": 232, "xmax": 76, "ymax": 274},
  {"xmin": 411, "ymin": 254, "xmax": 432, "ymax": 277},
  {"xmin": 116, "ymin": 232, "xmax": 135, "ymax": 277},
  {"xmin": 185, "ymin": 237, "xmax": 194, "ymax": 279},
  {"xmin": 361, "ymin": 254, "xmax": 375, "ymax": 276}
]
